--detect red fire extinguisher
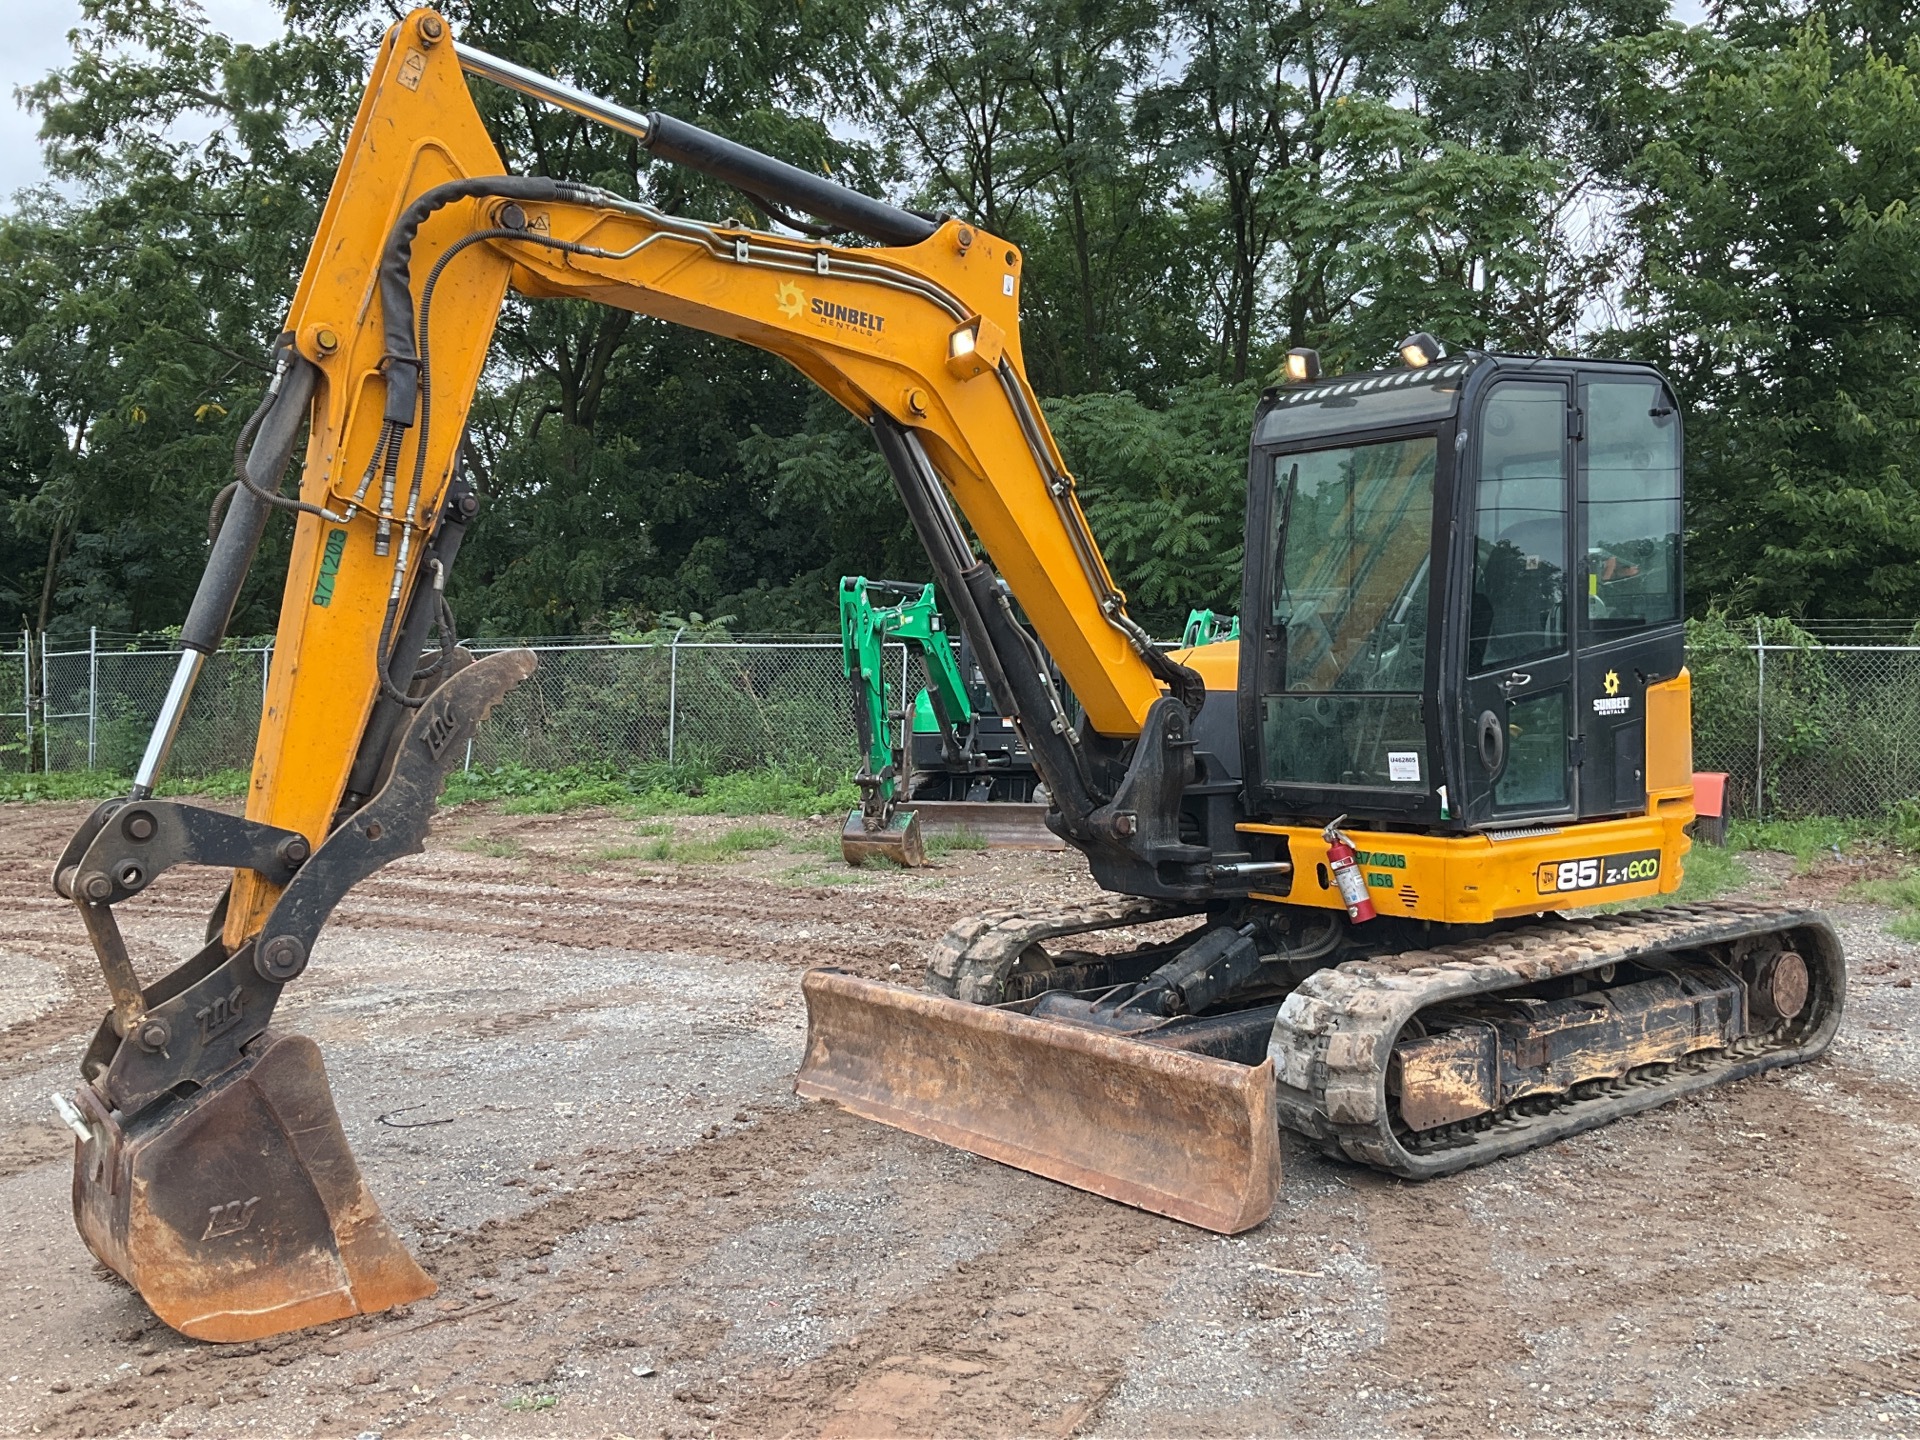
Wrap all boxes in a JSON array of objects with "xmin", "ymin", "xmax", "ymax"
[{"xmin": 1323, "ymin": 815, "xmax": 1377, "ymax": 924}]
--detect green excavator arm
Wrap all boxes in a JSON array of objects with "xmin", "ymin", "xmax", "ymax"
[
  {"xmin": 839, "ymin": 576, "xmax": 978, "ymax": 865},
  {"xmin": 840, "ymin": 576, "xmax": 973, "ymax": 815},
  {"xmin": 1180, "ymin": 608, "xmax": 1240, "ymax": 648}
]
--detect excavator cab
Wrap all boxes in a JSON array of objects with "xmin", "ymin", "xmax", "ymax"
[
  {"xmin": 1244, "ymin": 353, "xmax": 1681, "ymax": 833},
  {"xmin": 1242, "ymin": 356, "xmax": 1687, "ymax": 836},
  {"xmin": 802, "ymin": 350, "xmax": 1835, "ymax": 1218}
]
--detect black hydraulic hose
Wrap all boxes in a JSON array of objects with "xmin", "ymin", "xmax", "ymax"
[
  {"xmin": 376, "ymin": 175, "xmax": 604, "ymax": 425},
  {"xmin": 369, "ymin": 219, "xmax": 637, "ymax": 713}
]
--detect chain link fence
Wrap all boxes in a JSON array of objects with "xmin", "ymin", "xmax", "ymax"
[
  {"xmin": 1691, "ymin": 620, "xmax": 1920, "ymax": 820},
  {"xmin": 460, "ymin": 637, "xmax": 905, "ymax": 774},
  {"xmin": 1, "ymin": 631, "xmax": 904, "ymax": 782},
  {"xmin": 7, "ymin": 623, "xmax": 1918, "ymax": 820}
]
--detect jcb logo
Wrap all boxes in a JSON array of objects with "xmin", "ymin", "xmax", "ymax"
[
  {"xmin": 423, "ymin": 698, "xmax": 459, "ymax": 759},
  {"xmin": 202, "ymin": 1196, "xmax": 261, "ymax": 1241},
  {"xmin": 195, "ymin": 987, "xmax": 245, "ymax": 1043}
]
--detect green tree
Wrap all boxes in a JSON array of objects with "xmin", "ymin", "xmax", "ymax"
[
  {"xmin": 1611, "ymin": 21, "xmax": 1920, "ymax": 615},
  {"xmin": 0, "ymin": 4, "xmax": 354, "ymax": 638}
]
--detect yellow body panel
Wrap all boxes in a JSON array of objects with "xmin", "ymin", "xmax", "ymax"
[
  {"xmin": 1645, "ymin": 669, "xmax": 1694, "ymax": 794},
  {"xmin": 1242, "ymin": 804, "xmax": 1693, "ymax": 925},
  {"xmin": 1167, "ymin": 638, "xmax": 1239, "ymax": 693}
]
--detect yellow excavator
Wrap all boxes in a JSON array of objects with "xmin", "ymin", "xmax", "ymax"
[{"xmin": 49, "ymin": 9, "xmax": 1843, "ymax": 1343}]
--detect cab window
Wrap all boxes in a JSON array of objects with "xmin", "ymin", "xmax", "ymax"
[
  {"xmin": 1583, "ymin": 377, "xmax": 1681, "ymax": 631},
  {"xmin": 1470, "ymin": 382, "xmax": 1567, "ymax": 672},
  {"xmin": 1262, "ymin": 435, "xmax": 1435, "ymax": 790}
]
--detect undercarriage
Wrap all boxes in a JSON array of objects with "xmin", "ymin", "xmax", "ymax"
[{"xmin": 916, "ymin": 897, "xmax": 1845, "ymax": 1177}]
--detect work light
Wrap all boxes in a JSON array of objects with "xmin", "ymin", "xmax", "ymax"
[{"xmin": 1399, "ymin": 332, "xmax": 1444, "ymax": 368}]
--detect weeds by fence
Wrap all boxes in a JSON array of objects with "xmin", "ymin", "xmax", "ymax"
[
  {"xmin": 1687, "ymin": 616, "xmax": 1920, "ymax": 821},
  {"xmin": 6, "ymin": 619, "xmax": 1918, "ymax": 822}
]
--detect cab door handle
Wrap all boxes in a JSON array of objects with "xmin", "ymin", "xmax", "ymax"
[{"xmin": 1500, "ymin": 671, "xmax": 1532, "ymax": 696}]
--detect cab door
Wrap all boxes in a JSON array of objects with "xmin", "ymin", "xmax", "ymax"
[
  {"xmin": 1458, "ymin": 378, "xmax": 1579, "ymax": 825},
  {"xmin": 1571, "ymin": 371, "xmax": 1687, "ymax": 817}
]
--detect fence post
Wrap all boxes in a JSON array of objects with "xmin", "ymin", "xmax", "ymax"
[
  {"xmin": 40, "ymin": 630, "xmax": 51, "ymax": 774},
  {"xmin": 17, "ymin": 632, "xmax": 30, "ymax": 774},
  {"xmin": 1754, "ymin": 619, "xmax": 1766, "ymax": 821},
  {"xmin": 87, "ymin": 626, "xmax": 98, "ymax": 770},
  {"xmin": 667, "ymin": 627, "xmax": 684, "ymax": 766}
]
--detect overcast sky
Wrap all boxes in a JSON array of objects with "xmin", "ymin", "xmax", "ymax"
[{"xmin": 0, "ymin": 0, "xmax": 285, "ymax": 199}]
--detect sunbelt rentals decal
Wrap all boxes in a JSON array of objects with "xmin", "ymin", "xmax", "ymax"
[
  {"xmin": 776, "ymin": 280, "xmax": 888, "ymax": 336},
  {"xmin": 1592, "ymin": 669, "xmax": 1631, "ymax": 716}
]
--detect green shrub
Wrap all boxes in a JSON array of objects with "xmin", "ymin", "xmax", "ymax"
[{"xmin": 0, "ymin": 768, "xmax": 249, "ymax": 803}]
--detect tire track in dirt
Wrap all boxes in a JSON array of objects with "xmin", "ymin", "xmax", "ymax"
[{"xmin": 718, "ymin": 1189, "xmax": 1182, "ymax": 1439}]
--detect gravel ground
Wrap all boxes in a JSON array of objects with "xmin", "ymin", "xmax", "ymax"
[{"xmin": 2, "ymin": 799, "xmax": 1918, "ymax": 1438}]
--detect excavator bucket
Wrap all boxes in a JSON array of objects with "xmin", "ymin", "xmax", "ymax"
[
  {"xmin": 906, "ymin": 800, "xmax": 1064, "ymax": 850},
  {"xmin": 69, "ymin": 1032, "xmax": 433, "ymax": 1342},
  {"xmin": 795, "ymin": 969, "xmax": 1280, "ymax": 1233},
  {"xmin": 840, "ymin": 807, "xmax": 929, "ymax": 868}
]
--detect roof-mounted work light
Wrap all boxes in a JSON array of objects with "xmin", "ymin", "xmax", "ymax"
[{"xmin": 1398, "ymin": 332, "xmax": 1444, "ymax": 369}]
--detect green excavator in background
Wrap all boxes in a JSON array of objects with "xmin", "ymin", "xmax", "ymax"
[
  {"xmin": 839, "ymin": 576, "xmax": 1237, "ymax": 866},
  {"xmin": 838, "ymin": 575, "xmax": 1054, "ymax": 864}
]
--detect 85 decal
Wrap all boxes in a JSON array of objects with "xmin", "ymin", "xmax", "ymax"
[{"xmin": 1536, "ymin": 849, "xmax": 1661, "ymax": 895}]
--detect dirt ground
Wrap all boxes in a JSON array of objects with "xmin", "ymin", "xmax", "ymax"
[{"xmin": 4, "ymin": 798, "xmax": 1920, "ymax": 1439}]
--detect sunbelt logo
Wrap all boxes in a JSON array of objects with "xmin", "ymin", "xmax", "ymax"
[
  {"xmin": 774, "ymin": 280, "xmax": 888, "ymax": 335},
  {"xmin": 1593, "ymin": 668, "xmax": 1631, "ymax": 715}
]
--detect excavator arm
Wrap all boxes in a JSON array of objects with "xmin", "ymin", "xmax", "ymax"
[
  {"xmin": 837, "ymin": 577, "xmax": 978, "ymax": 866},
  {"xmin": 176, "ymin": 9, "xmax": 1202, "ymax": 942},
  {"xmin": 51, "ymin": 11, "xmax": 1257, "ymax": 1344}
]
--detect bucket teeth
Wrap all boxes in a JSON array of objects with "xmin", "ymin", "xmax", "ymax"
[{"xmin": 72, "ymin": 1031, "xmax": 432, "ymax": 1342}]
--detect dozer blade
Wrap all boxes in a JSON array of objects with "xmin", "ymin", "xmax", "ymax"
[
  {"xmin": 795, "ymin": 969, "xmax": 1279, "ymax": 1233},
  {"xmin": 71, "ymin": 1031, "xmax": 433, "ymax": 1342},
  {"xmin": 841, "ymin": 807, "xmax": 929, "ymax": 867},
  {"xmin": 906, "ymin": 800, "xmax": 1065, "ymax": 850}
]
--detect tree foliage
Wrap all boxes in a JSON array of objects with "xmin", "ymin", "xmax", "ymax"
[
  {"xmin": 2, "ymin": 0, "xmax": 1915, "ymax": 644},
  {"xmin": 1610, "ymin": 18, "xmax": 1920, "ymax": 615}
]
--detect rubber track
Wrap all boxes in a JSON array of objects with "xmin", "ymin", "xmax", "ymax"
[
  {"xmin": 925, "ymin": 897, "xmax": 1207, "ymax": 1005},
  {"xmin": 1269, "ymin": 901, "xmax": 1847, "ymax": 1179}
]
